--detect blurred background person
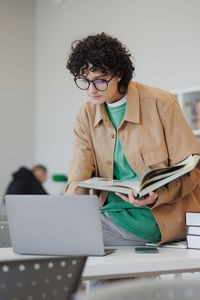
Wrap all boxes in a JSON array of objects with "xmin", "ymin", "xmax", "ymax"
[{"xmin": 5, "ymin": 164, "xmax": 48, "ymax": 196}]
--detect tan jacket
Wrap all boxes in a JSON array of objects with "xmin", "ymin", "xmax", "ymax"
[{"xmin": 66, "ymin": 81, "xmax": 200, "ymax": 243}]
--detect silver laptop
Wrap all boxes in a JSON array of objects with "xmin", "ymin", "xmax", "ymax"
[{"xmin": 5, "ymin": 195, "xmax": 113, "ymax": 256}]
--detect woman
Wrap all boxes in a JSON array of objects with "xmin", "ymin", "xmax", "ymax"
[{"xmin": 65, "ymin": 32, "xmax": 200, "ymax": 246}]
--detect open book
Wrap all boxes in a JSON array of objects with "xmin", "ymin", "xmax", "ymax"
[{"xmin": 78, "ymin": 155, "xmax": 200, "ymax": 199}]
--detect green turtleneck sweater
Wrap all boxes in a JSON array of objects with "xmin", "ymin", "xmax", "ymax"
[{"xmin": 101, "ymin": 101, "xmax": 161, "ymax": 242}]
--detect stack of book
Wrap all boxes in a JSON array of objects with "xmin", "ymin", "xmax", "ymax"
[{"xmin": 186, "ymin": 212, "xmax": 200, "ymax": 249}]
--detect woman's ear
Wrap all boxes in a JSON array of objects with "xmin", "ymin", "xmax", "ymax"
[{"xmin": 116, "ymin": 76, "xmax": 121, "ymax": 83}]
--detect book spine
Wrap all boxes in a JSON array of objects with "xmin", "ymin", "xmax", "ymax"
[
  {"xmin": 187, "ymin": 234, "xmax": 200, "ymax": 250},
  {"xmin": 186, "ymin": 212, "xmax": 200, "ymax": 249},
  {"xmin": 186, "ymin": 212, "xmax": 200, "ymax": 226},
  {"xmin": 187, "ymin": 225, "xmax": 200, "ymax": 235}
]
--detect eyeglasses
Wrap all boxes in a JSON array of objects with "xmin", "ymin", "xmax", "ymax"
[{"xmin": 74, "ymin": 76, "xmax": 114, "ymax": 91}]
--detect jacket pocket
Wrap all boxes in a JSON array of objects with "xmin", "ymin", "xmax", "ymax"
[{"xmin": 142, "ymin": 145, "xmax": 168, "ymax": 168}]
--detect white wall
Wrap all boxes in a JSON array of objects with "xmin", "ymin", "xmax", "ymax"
[
  {"xmin": 0, "ymin": 0, "xmax": 35, "ymax": 202},
  {"xmin": 35, "ymin": 0, "xmax": 200, "ymax": 193}
]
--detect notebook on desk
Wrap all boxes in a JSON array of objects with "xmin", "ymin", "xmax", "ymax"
[{"xmin": 5, "ymin": 195, "xmax": 114, "ymax": 256}]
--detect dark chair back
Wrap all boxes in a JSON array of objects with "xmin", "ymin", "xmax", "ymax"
[{"xmin": 0, "ymin": 255, "xmax": 86, "ymax": 300}]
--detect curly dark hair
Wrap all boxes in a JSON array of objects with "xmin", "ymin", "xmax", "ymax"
[{"xmin": 66, "ymin": 33, "xmax": 135, "ymax": 93}]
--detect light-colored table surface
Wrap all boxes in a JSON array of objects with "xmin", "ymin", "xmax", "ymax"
[
  {"xmin": 2, "ymin": 247, "xmax": 200, "ymax": 281},
  {"xmin": 0, "ymin": 247, "xmax": 61, "ymax": 261},
  {"xmin": 82, "ymin": 246, "xmax": 200, "ymax": 280}
]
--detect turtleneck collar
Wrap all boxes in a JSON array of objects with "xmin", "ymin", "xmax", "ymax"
[{"xmin": 106, "ymin": 94, "xmax": 127, "ymax": 108}]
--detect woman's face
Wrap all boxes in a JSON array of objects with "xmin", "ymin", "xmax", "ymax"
[{"xmin": 79, "ymin": 66, "xmax": 122, "ymax": 105}]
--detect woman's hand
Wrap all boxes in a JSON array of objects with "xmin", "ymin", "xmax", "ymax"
[{"xmin": 115, "ymin": 190, "xmax": 158, "ymax": 207}]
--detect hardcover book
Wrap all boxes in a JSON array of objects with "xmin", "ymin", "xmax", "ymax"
[
  {"xmin": 187, "ymin": 234, "xmax": 200, "ymax": 249},
  {"xmin": 187, "ymin": 226, "xmax": 200, "ymax": 235},
  {"xmin": 186, "ymin": 211, "xmax": 200, "ymax": 226},
  {"xmin": 78, "ymin": 155, "xmax": 200, "ymax": 199}
]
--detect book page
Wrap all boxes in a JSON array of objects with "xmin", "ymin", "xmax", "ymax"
[
  {"xmin": 141, "ymin": 165, "xmax": 183, "ymax": 186},
  {"xmin": 140, "ymin": 155, "xmax": 195, "ymax": 188},
  {"xmin": 112, "ymin": 180, "xmax": 141, "ymax": 191},
  {"xmin": 81, "ymin": 177, "xmax": 141, "ymax": 191},
  {"xmin": 139, "ymin": 155, "xmax": 199, "ymax": 196}
]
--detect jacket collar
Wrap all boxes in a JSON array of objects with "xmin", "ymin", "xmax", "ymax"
[
  {"xmin": 94, "ymin": 81, "xmax": 140, "ymax": 128},
  {"xmin": 94, "ymin": 102, "xmax": 109, "ymax": 128},
  {"xmin": 124, "ymin": 81, "xmax": 140, "ymax": 124}
]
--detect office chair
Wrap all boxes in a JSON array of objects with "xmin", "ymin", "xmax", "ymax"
[
  {"xmin": 0, "ymin": 204, "xmax": 11, "ymax": 247},
  {"xmin": 0, "ymin": 255, "xmax": 86, "ymax": 300},
  {"xmin": 86, "ymin": 277, "xmax": 200, "ymax": 300},
  {"xmin": 0, "ymin": 221, "xmax": 11, "ymax": 247}
]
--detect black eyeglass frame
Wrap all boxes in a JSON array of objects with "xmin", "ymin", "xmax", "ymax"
[{"xmin": 74, "ymin": 76, "xmax": 114, "ymax": 91}]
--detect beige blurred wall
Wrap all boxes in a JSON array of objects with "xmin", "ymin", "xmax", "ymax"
[{"xmin": 0, "ymin": 0, "xmax": 35, "ymax": 202}]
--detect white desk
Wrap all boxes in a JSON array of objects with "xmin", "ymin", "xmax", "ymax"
[
  {"xmin": 2, "ymin": 247, "xmax": 200, "ymax": 281},
  {"xmin": 0, "ymin": 247, "xmax": 60, "ymax": 262},
  {"xmin": 82, "ymin": 246, "xmax": 200, "ymax": 280}
]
